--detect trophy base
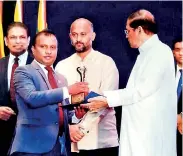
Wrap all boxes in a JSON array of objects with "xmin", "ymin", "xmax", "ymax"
[{"xmin": 71, "ymin": 93, "xmax": 85, "ymax": 104}]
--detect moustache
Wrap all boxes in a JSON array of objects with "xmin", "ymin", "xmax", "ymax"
[
  {"xmin": 75, "ymin": 42, "xmax": 84, "ymax": 45},
  {"xmin": 13, "ymin": 44, "xmax": 23, "ymax": 47}
]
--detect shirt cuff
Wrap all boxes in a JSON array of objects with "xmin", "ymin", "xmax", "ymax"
[
  {"xmin": 63, "ymin": 87, "xmax": 69, "ymax": 99},
  {"xmin": 103, "ymin": 90, "xmax": 121, "ymax": 107},
  {"xmin": 72, "ymin": 113, "xmax": 82, "ymax": 123}
]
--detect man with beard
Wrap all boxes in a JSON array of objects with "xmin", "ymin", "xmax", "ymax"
[
  {"xmin": 55, "ymin": 18, "xmax": 119, "ymax": 156},
  {"xmin": 0, "ymin": 22, "xmax": 33, "ymax": 156}
]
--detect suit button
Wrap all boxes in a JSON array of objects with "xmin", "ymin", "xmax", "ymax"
[
  {"xmin": 55, "ymin": 122, "xmax": 58, "ymax": 125},
  {"xmin": 56, "ymin": 108, "xmax": 58, "ymax": 111}
]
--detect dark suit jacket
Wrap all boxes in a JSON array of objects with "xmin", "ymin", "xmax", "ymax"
[
  {"xmin": 175, "ymin": 63, "xmax": 182, "ymax": 156},
  {"xmin": 0, "ymin": 53, "xmax": 33, "ymax": 156},
  {"xmin": 10, "ymin": 60, "xmax": 71, "ymax": 155},
  {"xmin": 175, "ymin": 64, "xmax": 182, "ymax": 113}
]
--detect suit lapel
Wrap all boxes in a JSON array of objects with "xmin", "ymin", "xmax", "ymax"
[{"xmin": 31, "ymin": 60, "xmax": 52, "ymax": 89}]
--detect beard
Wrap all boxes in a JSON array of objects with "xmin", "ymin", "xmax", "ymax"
[{"xmin": 72, "ymin": 42, "xmax": 88, "ymax": 53}]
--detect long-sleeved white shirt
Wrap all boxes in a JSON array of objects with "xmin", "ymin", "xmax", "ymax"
[
  {"xmin": 104, "ymin": 34, "xmax": 177, "ymax": 156},
  {"xmin": 55, "ymin": 49, "xmax": 119, "ymax": 149}
]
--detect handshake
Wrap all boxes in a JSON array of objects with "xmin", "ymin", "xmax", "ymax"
[{"xmin": 65, "ymin": 82, "xmax": 109, "ymax": 112}]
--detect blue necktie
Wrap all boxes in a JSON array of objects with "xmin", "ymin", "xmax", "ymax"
[{"xmin": 177, "ymin": 69, "xmax": 182, "ymax": 99}]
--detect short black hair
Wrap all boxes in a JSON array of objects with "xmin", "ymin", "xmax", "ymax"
[
  {"xmin": 6, "ymin": 22, "xmax": 29, "ymax": 37},
  {"xmin": 130, "ymin": 19, "xmax": 158, "ymax": 34},
  {"xmin": 172, "ymin": 37, "xmax": 182, "ymax": 49},
  {"xmin": 32, "ymin": 29, "xmax": 57, "ymax": 46}
]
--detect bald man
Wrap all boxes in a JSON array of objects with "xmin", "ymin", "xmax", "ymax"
[
  {"xmin": 82, "ymin": 9, "xmax": 177, "ymax": 156},
  {"xmin": 55, "ymin": 18, "xmax": 119, "ymax": 156}
]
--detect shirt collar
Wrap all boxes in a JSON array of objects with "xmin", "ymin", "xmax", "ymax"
[
  {"xmin": 34, "ymin": 59, "xmax": 54, "ymax": 72},
  {"xmin": 73, "ymin": 48, "xmax": 96, "ymax": 63},
  {"xmin": 138, "ymin": 34, "xmax": 159, "ymax": 55},
  {"xmin": 177, "ymin": 65, "xmax": 182, "ymax": 71},
  {"xmin": 9, "ymin": 50, "xmax": 28, "ymax": 64}
]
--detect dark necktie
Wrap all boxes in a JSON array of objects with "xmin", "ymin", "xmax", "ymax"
[
  {"xmin": 10, "ymin": 57, "xmax": 19, "ymax": 103},
  {"xmin": 45, "ymin": 66, "xmax": 64, "ymax": 131},
  {"xmin": 177, "ymin": 69, "xmax": 182, "ymax": 99}
]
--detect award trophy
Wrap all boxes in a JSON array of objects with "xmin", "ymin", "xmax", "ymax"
[{"xmin": 71, "ymin": 66, "xmax": 87, "ymax": 104}]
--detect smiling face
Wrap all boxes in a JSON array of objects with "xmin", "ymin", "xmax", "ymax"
[
  {"xmin": 5, "ymin": 26, "xmax": 30, "ymax": 56},
  {"xmin": 69, "ymin": 19, "xmax": 95, "ymax": 53},
  {"xmin": 32, "ymin": 33, "xmax": 58, "ymax": 66}
]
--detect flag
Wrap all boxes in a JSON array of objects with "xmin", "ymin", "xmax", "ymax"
[
  {"xmin": 14, "ymin": 0, "xmax": 23, "ymax": 22},
  {"xmin": 37, "ymin": 0, "xmax": 47, "ymax": 32},
  {"xmin": 0, "ymin": 1, "xmax": 5, "ymax": 58}
]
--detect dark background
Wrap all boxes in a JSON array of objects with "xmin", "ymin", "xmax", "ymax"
[{"xmin": 2, "ymin": 1, "xmax": 182, "ymax": 135}]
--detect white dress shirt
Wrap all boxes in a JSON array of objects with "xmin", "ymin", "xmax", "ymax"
[
  {"xmin": 104, "ymin": 35, "xmax": 177, "ymax": 156},
  {"xmin": 8, "ymin": 51, "xmax": 28, "ymax": 90},
  {"xmin": 55, "ymin": 49, "xmax": 119, "ymax": 149}
]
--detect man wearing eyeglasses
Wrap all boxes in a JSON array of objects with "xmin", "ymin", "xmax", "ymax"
[
  {"xmin": 83, "ymin": 9, "xmax": 177, "ymax": 156},
  {"xmin": 172, "ymin": 37, "xmax": 182, "ymax": 156},
  {"xmin": 0, "ymin": 22, "xmax": 33, "ymax": 156}
]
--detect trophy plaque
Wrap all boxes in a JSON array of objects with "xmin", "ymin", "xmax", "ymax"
[{"xmin": 71, "ymin": 66, "xmax": 87, "ymax": 104}]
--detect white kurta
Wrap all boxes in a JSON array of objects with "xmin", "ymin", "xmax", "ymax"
[
  {"xmin": 104, "ymin": 35, "xmax": 177, "ymax": 156},
  {"xmin": 55, "ymin": 49, "xmax": 119, "ymax": 149}
]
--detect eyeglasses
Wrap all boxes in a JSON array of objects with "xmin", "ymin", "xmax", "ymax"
[
  {"xmin": 124, "ymin": 28, "xmax": 134, "ymax": 35},
  {"xmin": 124, "ymin": 30, "xmax": 129, "ymax": 35}
]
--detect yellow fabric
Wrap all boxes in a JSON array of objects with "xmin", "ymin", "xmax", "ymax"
[
  {"xmin": 0, "ymin": 1, "xmax": 4, "ymax": 58},
  {"xmin": 37, "ymin": 0, "xmax": 47, "ymax": 32},
  {"xmin": 14, "ymin": 0, "xmax": 23, "ymax": 22}
]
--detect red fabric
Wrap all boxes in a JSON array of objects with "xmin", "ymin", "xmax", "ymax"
[
  {"xmin": 45, "ymin": 66, "xmax": 64, "ymax": 129},
  {"xmin": 10, "ymin": 57, "xmax": 19, "ymax": 103}
]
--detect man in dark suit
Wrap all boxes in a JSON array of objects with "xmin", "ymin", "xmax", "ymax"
[
  {"xmin": 172, "ymin": 37, "xmax": 182, "ymax": 156},
  {"xmin": 0, "ymin": 22, "xmax": 33, "ymax": 156},
  {"xmin": 9, "ymin": 29, "xmax": 89, "ymax": 156}
]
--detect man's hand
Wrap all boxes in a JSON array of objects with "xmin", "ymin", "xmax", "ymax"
[
  {"xmin": 74, "ymin": 106, "xmax": 87, "ymax": 119},
  {"xmin": 69, "ymin": 124, "xmax": 85, "ymax": 142},
  {"xmin": 81, "ymin": 96, "xmax": 108, "ymax": 112},
  {"xmin": 0, "ymin": 106, "xmax": 16, "ymax": 121},
  {"xmin": 68, "ymin": 82, "xmax": 89, "ymax": 95},
  {"xmin": 177, "ymin": 114, "xmax": 182, "ymax": 135}
]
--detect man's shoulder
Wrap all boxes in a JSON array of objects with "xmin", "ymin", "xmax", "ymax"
[
  {"xmin": 55, "ymin": 54, "xmax": 75, "ymax": 68},
  {"xmin": 16, "ymin": 64, "xmax": 34, "ymax": 73},
  {"xmin": 0, "ymin": 55, "xmax": 9, "ymax": 64},
  {"xmin": 62, "ymin": 54, "xmax": 76, "ymax": 62},
  {"xmin": 153, "ymin": 38, "xmax": 171, "ymax": 52},
  {"xmin": 94, "ymin": 50, "xmax": 115, "ymax": 63},
  {"xmin": 153, "ymin": 40, "xmax": 172, "ymax": 57},
  {"xmin": 94, "ymin": 50, "xmax": 112, "ymax": 58}
]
